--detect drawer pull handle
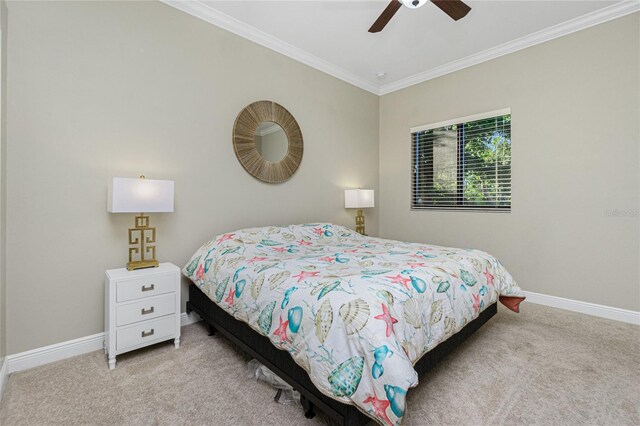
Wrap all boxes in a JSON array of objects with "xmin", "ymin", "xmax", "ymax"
[
  {"xmin": 141, "ymin": 307, "xmax": 155, "ymax": 315},
  {"xmin": 141, "ymin": 284, "xmax": 155, "ymax": 292},
  {"xmin": 141, "ymin": 329, "xmax": 155, "ymax": 338}
]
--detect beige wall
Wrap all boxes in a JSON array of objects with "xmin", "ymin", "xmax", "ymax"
[
  {"xmin": 6, "ymin": 1, "xmax": 379, "ymax": 354},
  {"xmin": 4, "ymin": 1, "xmax": 637, "ymax": 356},
  {"xmin": 0, "ymin": 0, "xmax": 7, "ymax": 365},
  {"xmin": 379, "ymin": 14, "xmax": 639, "ymax": 311}
]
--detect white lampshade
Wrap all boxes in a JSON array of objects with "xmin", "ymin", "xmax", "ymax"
[
  {"xmin": 344, "ymin": 189, "xmax": 375, "ymax": 209},
  {"xmin": 108, "ymin": 177, "xmax": 174, "ymax": 213}
]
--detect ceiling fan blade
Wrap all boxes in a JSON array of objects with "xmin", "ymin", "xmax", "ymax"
[
  {"xmin": 430, "ymin": 0, "xmax": 471, "ymax": 21},
  {"xmin": 369, "ymin": 0, "xmax": 403, "ymax": 33}
]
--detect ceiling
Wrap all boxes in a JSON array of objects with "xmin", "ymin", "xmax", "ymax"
[{"xmin": 163, "ymin": 0, "xmax": 638, "ymax": 94}]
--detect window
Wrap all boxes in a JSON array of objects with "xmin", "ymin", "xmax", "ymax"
[{"xmin": 411, "ymin": 109, "xmax": 511, "ymax": 211}]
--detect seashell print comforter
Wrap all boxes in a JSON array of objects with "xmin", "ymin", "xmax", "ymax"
[{"xmin": 183, "ymin": 224, "xmax": 524, "ymax": 425}]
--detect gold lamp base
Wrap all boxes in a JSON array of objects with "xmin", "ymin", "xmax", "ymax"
[
  {"xmin": 355, "ymin": 209, "xmax": 366, "ymax": 235},
  {"xmin": 127, "ymin": 213, "xmax": 159, "ymax": 271},
  {"xmin": 127, "ymin": 259, "xmax": 159, "ymax": 271}
]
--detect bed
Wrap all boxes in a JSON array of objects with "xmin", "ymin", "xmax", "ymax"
[{"xmin": 183, "ymin": 224, "xmax": 524, "ymax": 425}]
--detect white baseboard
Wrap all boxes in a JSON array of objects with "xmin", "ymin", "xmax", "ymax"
[
  {"xmin": 5, "ymin": 312, "xmax": 201, "ymax": 375},
  {"xmin": 180, "ymin": 311, "xmax": 201, "ymax": 327},
  {"xmin": 7, "ymin": 332, "xmax": 105, "ymax": 374},
  {"xmin": 2, "ymin": 293, "xmax": 637, "ymax": 390},
  {"xmin": 0, "ymin": 357, "xmax": 7, "ymax": 401},
  {"xmin": 523, "ymin": 291, "xmax": 640, "ymax": 325}
]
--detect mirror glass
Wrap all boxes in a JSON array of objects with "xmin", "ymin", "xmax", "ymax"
[{"xmin": 254, "ymin": 122, "xmax": 288, "ymax": 163}]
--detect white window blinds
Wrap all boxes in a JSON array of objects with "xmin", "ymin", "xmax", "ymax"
[{"xmin": 411, "ymin": 110, "xmax": 511, "ymax": 211}]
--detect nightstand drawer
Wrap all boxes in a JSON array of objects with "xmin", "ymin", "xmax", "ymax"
[
  {"xmin": 116, "ymin": 274, "xmax": 175, "ymax": 302},
  {"xmin": 116, "ymin": 293, "xmax": 176, "ymax": 327},
  {"xmin": 116, "ymin": 316, "xmax": 176, "ymax": 351}
]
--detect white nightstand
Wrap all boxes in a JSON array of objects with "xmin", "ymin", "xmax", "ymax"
[{"xmin": 105, "ymin": 262, "xmax": 181, "ymax": 369}]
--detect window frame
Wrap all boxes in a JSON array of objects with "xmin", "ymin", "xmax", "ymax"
[{"xmin": 410, "ymin": 108, "xmax": 512, "ymax": 213}]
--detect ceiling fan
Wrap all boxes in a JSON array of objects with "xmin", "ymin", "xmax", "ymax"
[{"xmin": 369, "ymin": 0, "xmax": 471, "ymax": 33}]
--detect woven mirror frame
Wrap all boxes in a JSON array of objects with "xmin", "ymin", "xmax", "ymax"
[{"xmin": 233, "ymin": 101, "xmax": 303, "ymax": 183}]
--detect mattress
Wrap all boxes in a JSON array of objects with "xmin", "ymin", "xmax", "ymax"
[{"xmin": 183, "ymin": 224, "xmax": 524, "ymax": 425}]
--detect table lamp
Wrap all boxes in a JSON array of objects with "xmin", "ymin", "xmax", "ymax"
[
  {"xmin": 108, "ymin": 176, "xmax": 174, "ymax": 271},
  {"xmin": 344, "ymin": 189, "xmax": 374, "ymax": 235}
]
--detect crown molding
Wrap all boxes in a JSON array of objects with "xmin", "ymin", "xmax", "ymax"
[
  {"xmin": 161, "ymin": 0, "xmax": 638, "ymax": 97},
  {"xmin": 159, "ymin": 0, "xmax": 380, "ymax": 94},
  {"xmin": 379, "ymin": 1, "xmax": 640, "ymax": 95}
]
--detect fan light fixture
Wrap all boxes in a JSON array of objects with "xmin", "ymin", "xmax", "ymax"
[
  {"xmin": 401, "ymin": 0, "xmax": 428, "ymax": 8},
  {"xmin": 369, "ymin": 0, "xmax": 471, "ymax": 33}
]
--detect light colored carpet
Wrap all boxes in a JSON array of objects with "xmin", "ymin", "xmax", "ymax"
[{"xmin": 1, "ymin": 303, "xmax": 638, "ymax": 425}]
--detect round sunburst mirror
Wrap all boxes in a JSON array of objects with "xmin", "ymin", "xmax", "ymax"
[{"xmin": 233, "ymin": 101, "xmax": 303, "ymax": 183}]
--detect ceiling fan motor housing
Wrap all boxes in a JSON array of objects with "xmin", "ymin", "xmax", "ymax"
[
  {"xmin": 369, "ymin": 0, "xmax": 470, "ymax": 33},
  {"xmin": 401, "ymin": 0, "xmax": 428, "ymax": 8}
]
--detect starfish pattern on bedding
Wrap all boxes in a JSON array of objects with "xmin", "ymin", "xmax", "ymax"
[
  {"xmin": 385, "ymin": 274, "xmax": 411, "ymax": 289},
  {"xmin": 224, "ymin": 288, "xmax": 234, "ymax": 306},
  {"xmin": 374, "ymin": 304, "xmax": 398, "ymax": 337},
  {"xmin": 363, "ymin": 394, "xmax": 392, "ymax": 426},
  {"xmin": 292, "ymin": 270, "xmax": 320, "ymax": 282},
  {"xmin": 272, "ymin": 317, "xmax": 290, "ymax": 345},
  {"xmin": 216, "ymin": 233, "xmax": 235, "ymax": 244},
  {"xmin": 195, "ymin": 264, "xmax": 205, "ymax": 281},
  {"xmin": 472, "ymin": 294, "xmax": 481, "ymax": 314},
  {"xmin": 483, "ymin": 268, "xmax": 495, "ymax": 286}
]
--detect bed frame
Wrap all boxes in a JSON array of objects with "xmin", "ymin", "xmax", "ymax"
[{"xmin": 187, "ymin": 284, "xmax": 497, "ymax": 425}]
